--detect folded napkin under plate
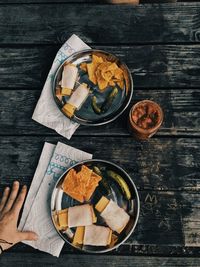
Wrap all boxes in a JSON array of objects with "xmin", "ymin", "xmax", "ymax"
[
  {"xmin": 32, "ymin": 34, "xmax": 90, "ymax": 140},
  {"xmin": 19, "ymin": 142, "xmax": 92, "ymax": 257}
]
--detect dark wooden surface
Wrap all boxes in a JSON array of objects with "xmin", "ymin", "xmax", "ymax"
[{"xmin": 0, "ymin": 1, "xmax": 200, "ymax": 267}]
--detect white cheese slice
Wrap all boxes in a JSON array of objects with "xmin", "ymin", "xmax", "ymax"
[
  {"xmin": 67, "ymin": 83, "xmax": 89, "ymax": 109},
  {"xmin": 83, "ymin": 225, "xmax": 111, "ymax": 246},
  {"xmin": 68, "ymin": 204, "xmax": 93, "ymax": 228},
  {"xmin": 61, "ymin": 64, "xmax": 78, "ymax": 89},
  {"xmin": 100, "ymin": 199, "xmax": 130, "ymax": 232}
]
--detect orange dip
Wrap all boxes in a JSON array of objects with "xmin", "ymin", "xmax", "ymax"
[{"xmin": 128, "ymin": 100, "xmax": 163, "ymax": 140}]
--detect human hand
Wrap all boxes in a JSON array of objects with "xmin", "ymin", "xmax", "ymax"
[{"xmin": 0, "ymin": 181, "xmax": 38, "ymax": 251}]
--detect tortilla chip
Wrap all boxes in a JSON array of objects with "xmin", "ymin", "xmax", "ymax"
[{"xmin": 62, "ymin": 165, "xmax": 102, "ymax": 202}]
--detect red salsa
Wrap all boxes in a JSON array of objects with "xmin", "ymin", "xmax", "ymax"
[
  {"xmin": 128, "ymin": 100, "xmax": 163, "ymax": 140},
  {"xmin": 131, "ymin": 102, "xmax": 159, "ymax": 130}
]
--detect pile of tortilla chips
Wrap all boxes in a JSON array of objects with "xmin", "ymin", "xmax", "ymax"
[
  {"xmin": 62, "ymin": 165, "xmax": 102, "ymax": 203},
  {"xmin": 80, "ymin": 55, "xmax": 124, "ymax": 91}
]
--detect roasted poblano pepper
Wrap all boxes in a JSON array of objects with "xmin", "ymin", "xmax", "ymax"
[
  {"xmin": 91, "ymin": 96, "xmax": 101, "ymax": 114},
  {"xmin": 101, "ymin": 87, "xmax": 118, "ymax": 113},
  {"xmin": 107, "ymin": 170, "xmax": 131, "ymax": 200},
  {"xmin": 91, "ymin": 87, "xmax": 118, "ymax": 114}
]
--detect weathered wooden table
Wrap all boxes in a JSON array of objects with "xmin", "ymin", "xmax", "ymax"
[{"xmin": 0, "ymin": 1, "xmax": 200, "ymax": 266}]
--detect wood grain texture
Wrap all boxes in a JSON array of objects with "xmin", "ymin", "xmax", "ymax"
[
  {"xmin": 0, "ymin": 0, "xmax": 178, "ymax": 3},
  {"xmin": 1, "ymin": 188, "xmax": 200, "ymax": 253},
  {"xmin": 1, "ymin": 89, "xmax": 200, "ymax": 136},
  {"xmin": 1, "ymin": 254, "xmax": 200, "ymax": 267},
  {"xmin": 0, "ymin": 3, "xmax": 200, "ymax": 44},
  {"xmin": 1, "ymin": 45, "xmax": 200, "ymax": 89},
  {"xmin": 0, "ymin": 136, "xmax": 199, "ymax": 191}
]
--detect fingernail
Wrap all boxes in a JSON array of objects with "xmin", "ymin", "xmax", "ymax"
[
  {"xmin": 23, "ymin": 185, "xmax": 27, "ymax": 189},
  {"xmin": 14, "ymin": 181, "xmax": 19, "ymax": 185},
  {"xmin": 5, "ymin": 187, "xmax": 10, "ymax": 191}
]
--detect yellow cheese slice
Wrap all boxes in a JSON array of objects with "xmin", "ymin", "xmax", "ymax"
[
  {"xmin": 52, "ymin": 211, "xmax": 65, "ymax": 231},
  {"xmin": 57, "ymin": 209, "xmax": 68, "ymax": 228},
  {"xmin": 109, "ymin": 234, "xmax": 118, "ymax": 247},
  {"xmin": 107, "ymin": 229, "xmax": 112, "ymax": 245},
  {"xmin": 62, "ymin": 103, "xmax": 76, "ymax": 118},
  {"xmin": 91, "ymin": 206, "xmax": 97, "ymax": 223},
  {"xmin": 95, "ymin": 196, "xmax": 110, "ymax": 213},
  {"xmin": 73, "ymin": 226, "xmax": 85, "ymax": 245},
  {"xmin": 61, "ymin": 87, "xmax": 72, "ymax": 96}
]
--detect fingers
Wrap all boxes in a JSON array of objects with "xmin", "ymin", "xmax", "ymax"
[
  {"xmin": 3, "ymin": 181, "xmax": 20, "ymax": 214},
  {"xmin": 0, "ymin": 187, "xmax": 10, "ymax": 213},
  {"xmin": 18, "ymin": 231, "xmax": 38, "ymax": 242},
  {"xmin": 12, "ymin": 185, "xmax": 27, "ymax": 216}
]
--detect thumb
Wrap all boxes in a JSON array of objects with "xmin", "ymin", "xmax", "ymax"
[{"xmin": 18, "ymin": 231, "xmax": 38, "ymax": 241}]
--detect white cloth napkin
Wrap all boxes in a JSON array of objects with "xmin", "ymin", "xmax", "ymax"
[
  {"xmin": 19, "ymin": 142, "xmax": 92, "ymax": 257},
  {"xmin": 32, "ymin": 34, "xmax": 90, "ymax": 139}
]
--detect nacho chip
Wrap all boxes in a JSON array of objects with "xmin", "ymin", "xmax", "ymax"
[
  {"xmin": 81, "ymin": 54, "xmax": 124, "ymax": 92},
  {"xmin": 87, "ymin": 62, "xmax": 97, "ymax": 85},
  {"xmin": 62, "ymin": 165, "xmax": 102, "ymax": 202}
]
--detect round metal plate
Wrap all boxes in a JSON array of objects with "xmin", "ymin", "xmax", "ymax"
[
  {"xmin": 51, "ymin": 159, "xmax": 140, "ymax": 253},
  {"xmin": 53, "ymin": 49, "xmax": 133, "ymax": 126}
]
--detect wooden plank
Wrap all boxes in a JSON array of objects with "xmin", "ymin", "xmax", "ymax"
[
  {"xmin": 0, "ymin": 188, "xmax": 200, "ymax": 252},
  {"xmin": 1, "ymin": 45, "xmax": 200, "ymax": 89},
  {"xmin": 0, "ymin": 136, "xmax": 199, "ymax": 191},
  {"xmin": 0, "ymin": 3, "xmax": 200, "ymax": 44},
  {"xmin": 0, "ymin": 0, "xmax": 179, "ymax": 3},
  {"xmin": 1, "ymin": 89, "xmax": 200, "ymax": 136},
  {"xmin": 1, "ymin": 254, "xmax": 200, "ymax": 267},
  {"xmin": 2, "ymin": 189, "xmax": 200, "ymax": 254}
]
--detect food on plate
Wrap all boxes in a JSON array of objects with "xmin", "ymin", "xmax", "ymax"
[
  {"xmin": 73, "ymin": 225, "xmax": 112, "ymax": 247},
  {"xmin": 61, "ymin": 64, "xmax": 78, "ymax": 95},
  {"xmin": 109, "ymin": 234, "xmax": 118, "ymax": 248},
  {"xmin": 62, "ymin": 165, "xmax": 102, "ymax": 202},
  {"xmin": 95, "ymin": 197, "xmax": 130, "ymax": 233},
  {"xmin": 68, "ymin": 204, "xmax": 96, "ymax": 228},
  {"xmin": 101, "ymin": 87, "xmax": 118, "ymax": 113},
  {"xmin": 106, "ymin": 170, "xmax": 131, "ymax": 200},
  {"xmin": 91, "ymin": 96, "xmax": 101, "ymax": 114},
  {"xmin": 62, "ymin": 83, "xmax": 89, "ymax": 118},
  {"xmin": 53, "ymin": 205, "xmax": 96, "ymax": 229},
  {"xmin": 55, "ymin": 87, "xmax": 62, "ymax": 101},
  {"xmin": 95, "ymin": 196, "xmax": 110, "ymax": 213},
  {"xmin": 52, "ymin": 209, "xmax": 68, "ymax": 231},
  {"xmin": 91, "ymin": 87, "xmax": 118, "ymax": 115},
  {"xmin": 80, "ymin": 54, "xmax": 124, "ymax": 91},
  {"xmin": 72, "ymin": 226, "xmax": 85, "ymax": 245}
]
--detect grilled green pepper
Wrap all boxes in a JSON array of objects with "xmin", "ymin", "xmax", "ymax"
[
  {"xmin": 107, "ymin": 170, "xmax": 131, "ymax": 200},
  {"xmin": 93, "ymin": 166, "xmax": 102, "ymax": 176},
  {"xmin": 91, "ymin": 96, "xmax": 101, "ymax": 114},
  {"xmin": 101, "ymin": 87, "xmax": 118, "ymax": 113}
]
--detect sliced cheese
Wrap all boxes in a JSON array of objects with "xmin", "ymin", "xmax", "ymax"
[
  {"xmin": 100, "ymin": 199, "xmax": 130, "ymax": 234},
  {"xmin": 61, "ymin": 87, "xmax": 72, "ymax": 96},
  {"xmin": 68, "ymin": 204, "xmax": 93, "ymax": 228},
  {"xmin": 95, "ymin": 196, "xmax": 110, "ymax": 213},
  {"xmin": 57, "ymin": 209, "xmax": 68, "ymax": 228},
  {"xmin": 62, "ymin": 103, "xmax": 76, "ymax": 118},
  {"xmin": 73, "ymin": 226, "xmax": 85, "ymax": 245},
  {"xmin": 91, "ymin": 206, "xmax": 97, "ymax": 223},
  {"xmin": 56, "ymin": 87, "xmax": 62, "ymax": 101},
  {"xmin": 109, "ymin": 234, "xmax": 118, "ymax": 248},
  {"xmin": 83, "ymin": 225, "xmax": 112, "ymax": 246}
]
